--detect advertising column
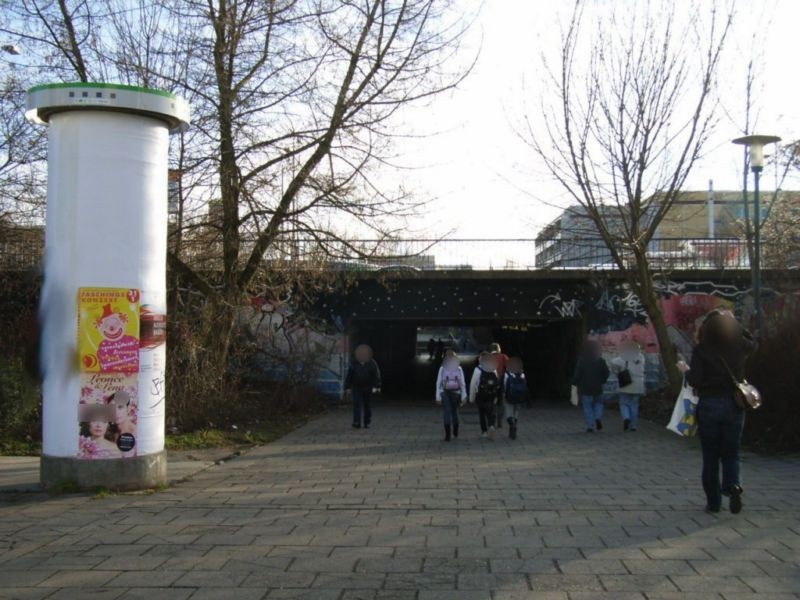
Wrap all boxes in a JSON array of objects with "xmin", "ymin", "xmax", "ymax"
[{"xmin": 26, "ymin": 83, "xmax": 189, "ymax": 491}]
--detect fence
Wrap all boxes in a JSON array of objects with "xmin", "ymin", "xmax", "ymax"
[{"xmin": 0, "ymin": 227, "xmax": 780, "ymax": 272}]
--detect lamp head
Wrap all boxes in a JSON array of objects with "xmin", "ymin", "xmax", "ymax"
[{"xmin": 733, "ymin": 134, "xmax": 782, "ymax": 170}]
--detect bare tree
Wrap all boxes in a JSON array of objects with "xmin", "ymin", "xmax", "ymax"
[
  {"xmin": 524, "ymin": 0, "xmax": 734, "ymax": 393},
  {"xmin": 5, "ymin": 1, "xmax": 471, "ymax": 404},
  {"xmin": 0, "ymin": 69, "xmax": 45, "ymax": 225}
]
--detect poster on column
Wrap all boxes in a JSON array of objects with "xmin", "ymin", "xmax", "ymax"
[
  {"xmin": 138, "ymin": 297, "xmax": 167, "ymax": 455},
  {"xmin": 78, "ymin": 373, "xmax": 138, "ymax": 459},
  {"xmin": 77, "ymin": 287, "xmax": 140, "ymax": 373},
  {"xmin": 77, "ymin": 287, "xmax": 140, "ymax": 459}
]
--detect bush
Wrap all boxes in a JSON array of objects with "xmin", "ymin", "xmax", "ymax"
[
  {"xmin": 0, "ymin": 273, "xmax": 41, "ymax": 455},
  {"xmin": 743, "ymin": 310, "xmax": 800, "ymax": 453}
]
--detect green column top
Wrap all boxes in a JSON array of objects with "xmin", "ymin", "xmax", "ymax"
[{"xmin": 26, "ymin": 82, "xmax": 190, "ymax": 133}]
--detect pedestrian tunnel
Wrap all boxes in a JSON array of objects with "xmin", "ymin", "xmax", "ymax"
[{"xmin": 349, "ymin": 318, "xmax": 582, "ymax": 402}]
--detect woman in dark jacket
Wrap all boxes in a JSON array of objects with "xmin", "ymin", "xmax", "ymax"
[
  {"xmin": 572, "ymin": 340, "xmax": 610, "ymax": 433},
  {"xmin": 680, "ymin": 310, "xmax": 756, "ymax": 514}
]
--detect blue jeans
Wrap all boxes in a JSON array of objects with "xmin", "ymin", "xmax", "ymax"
[
  {"xmin": 352, "ymin": 389, "xmax": 372, "ymax": 426},
  {"xmin": 441, "ymin": 391, "xmax": 461, "ymax": 426},
  {"xmin": 581, "ymin": 394, "xmax": 604, "ymax": 429},
  {"xmin": 697, "ymin": 394, "xmax": 745, "ymax": 509},
  {"xmin": 618, "ymin": 393, "xmax": 640, "ymax": 430}
]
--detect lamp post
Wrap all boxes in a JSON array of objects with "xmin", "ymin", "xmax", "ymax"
[{"xmin": 732, "ymin": 134, "xmax": 782, "ymax": 337}]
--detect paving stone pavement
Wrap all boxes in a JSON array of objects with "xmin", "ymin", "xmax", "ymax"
[{"xmin": 1, "ymin": 402, "xmax": 799, "ymax": 600}]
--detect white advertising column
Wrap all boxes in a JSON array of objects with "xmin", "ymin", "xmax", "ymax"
[{"xmin": 27, "ymin": 83, "xmax": 189, "ymax": 491}]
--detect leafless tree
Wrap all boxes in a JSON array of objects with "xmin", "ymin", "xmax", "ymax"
[
  {"xmin": 4, "ymin": 1, "xmax": 471, "ymax": 404},
  {"xmin": 524, "ymin": 0, "xmax": 734, "ymax": 393}
]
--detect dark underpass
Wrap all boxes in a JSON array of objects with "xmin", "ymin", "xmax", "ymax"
[
  {"xmin": 321, "ymin": 272, "xmax": 600, "ymax": 402},
  {"xmin": 350, "ymin": 318, "xmax": 582, "ymax": 401}
]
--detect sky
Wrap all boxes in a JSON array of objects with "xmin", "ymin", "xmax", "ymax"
[{"xmin": 392, "ymin": 0, "xmax": 800, "ymax": 244}]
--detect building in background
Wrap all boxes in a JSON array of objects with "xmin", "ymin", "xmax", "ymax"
[
  {"xmin": 535, "ymin": 189, "xmax": 800, "ymax": 269},
  {"xmin": 535, "ymin": 204, "xmax": 626, "ymax": 268}
]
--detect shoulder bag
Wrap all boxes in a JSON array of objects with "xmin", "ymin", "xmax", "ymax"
[
  {"xmin": 617, "ymin": 360, "xmax": 632, "ymax": 388},
  {"xmin": 720, "ymin": 357, "xmax": 762, "ymax": 410}
]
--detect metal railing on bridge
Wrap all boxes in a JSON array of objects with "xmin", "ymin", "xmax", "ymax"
[{"xmin": 2, "ymin": 227, "xmax": 784, "ymax": 272}]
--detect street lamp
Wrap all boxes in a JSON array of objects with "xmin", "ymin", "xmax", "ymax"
[{"xmin": 732, "ymin": 133, "xmax": 782, "ymax": 337}]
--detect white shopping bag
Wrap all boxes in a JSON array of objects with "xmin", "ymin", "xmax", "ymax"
[
  {"xmin": 570, "ymin": 385, "xmax": 579, "ymax": 407},
  {"xmin": 666, "ymin": 379, "xmax": 699, "ymax": 437}
]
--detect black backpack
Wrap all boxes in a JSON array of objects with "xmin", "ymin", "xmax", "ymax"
[
  {"xmin": 505, "ymin": 373, "xmax": 529, "ymax": 405},
  {"xmin": 477, "ymin": 369, "xmax": 499, "ymax": 402}
]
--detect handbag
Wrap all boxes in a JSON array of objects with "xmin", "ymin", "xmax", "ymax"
[
  {"xmin": 720, "ymin": 357, "xmax": 762, "ymax": 410},
  {"xmin": 666, "ymin": 378, "xmax": 699, "ymax": 437},
  {"xmin": 617, "ymin": 361, "xmax": 632, "ymax": 388}
]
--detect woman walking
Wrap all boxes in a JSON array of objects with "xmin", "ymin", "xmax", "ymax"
[
  {"xmin": 610, "ymin": 341, "xmax": 646, "ymax": 431},
  {"xmin": 679, "ymin": 310, "xmax": 756, "ymax": 514},
  {"xmin": 572, "ymin": 340, "xmax": 610, "ymax": 432}
]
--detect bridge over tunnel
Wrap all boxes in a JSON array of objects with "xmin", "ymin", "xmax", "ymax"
[
  {"xmin": 321, "ymin": 271, "xmax": 613, "ymax": 401},
  {"xmin": 317, "ymin": 268, "xmax": 793, "ymax": 399}
]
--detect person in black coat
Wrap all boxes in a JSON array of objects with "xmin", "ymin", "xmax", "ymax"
[
  {"xmin": 679, "ymin": 309, "xmax": 756, "ymax": 514},
  {"xmin": 572, "ymin": 339, "xmax": 610, "ymax": 432},
  {"xmin": 344, "ymin": 344, "xmax": 382, "ymax": 429}
]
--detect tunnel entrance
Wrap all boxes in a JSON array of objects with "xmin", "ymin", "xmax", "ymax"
[{"xmin": 350, "ymin": 318, "xmax": 582, "ymax": 402}]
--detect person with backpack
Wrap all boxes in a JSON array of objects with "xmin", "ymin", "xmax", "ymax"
[
  {"xmin": 469, "ymin": 351, "xmax": 501, "ymax": 439},
  {"xmin": 610, "ymin": 341, "xmax": 646, "ymax": 431},
  {"xmin": 488, "ymin": 343, "xmax": 509, "ymax": 428},
  {"xmin": 435, "ymin": 350, "xmax": 467, "ymax": 441},
  {"xmin": 572, "ymin": 339, "xmax": 610, "ymax": 433},
  {"xmin": 503, "ymin": 356, "xmax": 529, "ymax": 440},
  {"xmin": 344, "ymin": 344, "xmax": 382, "ymax": 429}
]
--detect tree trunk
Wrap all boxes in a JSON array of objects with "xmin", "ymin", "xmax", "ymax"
[{"xmin": 631, "ymin": 254, "xmax": 683, "ymax": 396}]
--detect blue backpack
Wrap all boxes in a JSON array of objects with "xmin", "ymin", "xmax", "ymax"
[{"xmin": 505, "ymin": 373, "xmax": 528, "ymax": 405}]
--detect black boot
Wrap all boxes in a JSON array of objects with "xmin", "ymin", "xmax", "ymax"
[
  {"xmin": 453, "ymin": 423, "xmax": 459, "ymax": 438},
  {"xmin": 623, "ymin": 418, "xmax": 630, "ymax": 431},
  {"xmin": 444, "ymin": 424, "xmax": 451, "ymax": 442}
]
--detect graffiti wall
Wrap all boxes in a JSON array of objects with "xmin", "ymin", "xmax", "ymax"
[
  {"xmin": 237, "ymin": 294, "xmax": 348, "ymax": 396},
  {"xmin": 586, "ymin": 280, "xmax": 750, "ymax": 391}
]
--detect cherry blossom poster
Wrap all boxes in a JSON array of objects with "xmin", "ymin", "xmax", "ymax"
[{"xmin": 78, "ymin": 373, "xmax": 138, "ymax": 459}]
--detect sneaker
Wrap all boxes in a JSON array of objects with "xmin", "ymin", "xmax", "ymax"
[
  {"xmin": 586, "ymin": 428, "xmax": 594, "ymax": 433},
  {"xmin": 352, "ymin": 423, "xmax": 361, "ymax": 429},
  {"xmin": 623, "ymin": 419, "xmax": 630, "ymax": 431},
  {"xmin": 596, "ymin": 419, "xmax": 603, "ymax": 431},
  {"xmin": 729, "ymin": 486, "xmax": 743, "ymax": 514},
  {"xmin": 480, "ymin": 431, "xmax": 488, "ymax": 438},
  {"xmin": 488, "ymin": 426, "xmax": 495, "ymax": 440},
  {"xmin": 704, "ymin": 504, "xmax": 721, "ymax": 514}
]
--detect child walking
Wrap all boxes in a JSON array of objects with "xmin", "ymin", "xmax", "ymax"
[
  {"xmin": 344, "ymin": 344, "xmax": 381, "ymax": 429},
  {"xmin": 503, "ymin": 357, "xmax": 529, "ymax": 440},
  {"xmin": 488, "ymin": 343, "xmax": 509, "ymax": 428},
  {"xmin": 435, "ymin": 350, "xmax": 467, "ymax": 441},
  {"xmin": 469, "ymin": 352, "xmax": 501, "ymax": 439}
]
